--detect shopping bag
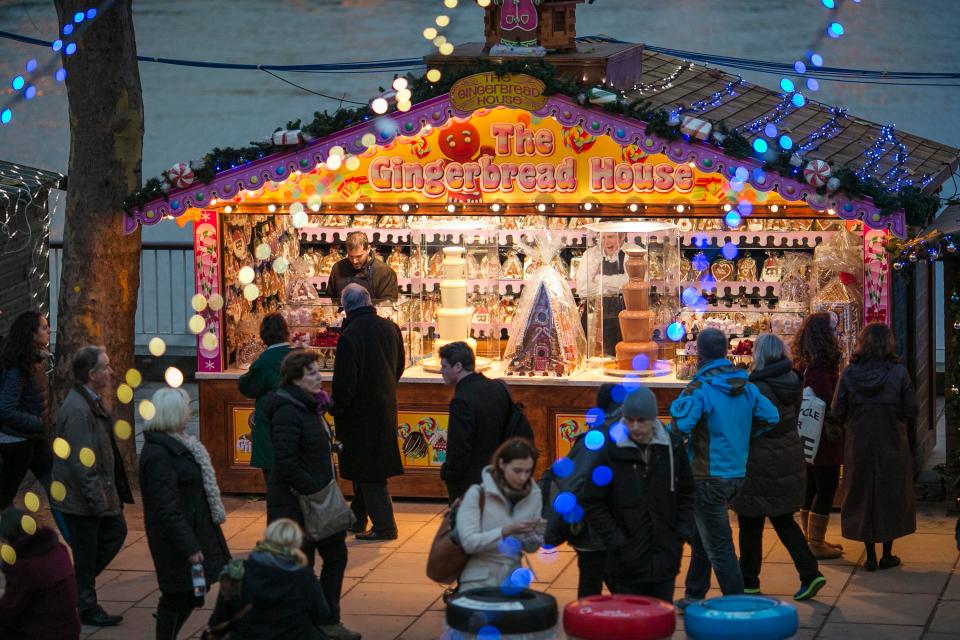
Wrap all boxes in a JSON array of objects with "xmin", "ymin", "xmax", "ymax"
[
  {"xmin": 797, "ymin": 386, "xmax": 826, "ymax": 464},
  {"xmin": 295, "ymin": 479, "xmax": 356, "ymax": 542}
]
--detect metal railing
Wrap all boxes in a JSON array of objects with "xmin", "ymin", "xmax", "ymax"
[{"xmin": 49, "ymin": 243, "xmax": 197, "ymax": 354}]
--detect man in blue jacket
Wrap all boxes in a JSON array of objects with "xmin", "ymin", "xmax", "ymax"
[{"xmin": 670, "ymin": 329, "xmax": 780, "ymax": 609}]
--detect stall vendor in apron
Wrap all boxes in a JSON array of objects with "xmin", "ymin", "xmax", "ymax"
[
  {"xmin": 575, "ymin": 232, "xmax": 628, "ymax": 356},
  {"xmin": 326, "ymin": 231, "xmax": 399, "ymax": 303}
]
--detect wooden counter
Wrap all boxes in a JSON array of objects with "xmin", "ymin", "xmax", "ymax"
[{"xmin": 198, "ymin": 364, "xmax": 687, "ymax": 497}]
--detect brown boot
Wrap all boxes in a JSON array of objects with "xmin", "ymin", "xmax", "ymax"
[
  {"xmin": 799, "ymin": 509, "xmax": 810, "ymax": 538},
  {"xmin": 808, "ymin": 513, "xmax": 842, "ymax": 559}
]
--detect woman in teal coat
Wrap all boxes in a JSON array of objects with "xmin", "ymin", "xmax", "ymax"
[{"xmin": 238, "ymin": 313, "xmax": 292, "ymax": 485}]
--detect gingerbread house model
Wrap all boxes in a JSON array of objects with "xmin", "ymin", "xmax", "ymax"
[{"xmin": 484, "ymin": 0, "xmax": 590, "ymax": 52}]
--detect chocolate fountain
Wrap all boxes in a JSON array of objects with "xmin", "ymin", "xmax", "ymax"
[{"xmin": 614, "ymin": 247, "xmax": 660, "ymax": 372}]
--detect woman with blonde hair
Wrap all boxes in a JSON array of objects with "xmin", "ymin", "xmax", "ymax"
[
  {"xmin": 140, "ymin": 387, "xmax": 231, "ymax": 639},
  {"xmin": 731, "ymin": 334, "xmax": 825, "ymax": 600},
  {"xmin": 207, "ymin": 519, "xmax": 329, "ymax": 639}
]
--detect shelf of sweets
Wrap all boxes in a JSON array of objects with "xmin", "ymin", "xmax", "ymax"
[
  {"xmin": 306, "ymin": 274, "xmax": 581, "ymax": 296},
  {"xmin": 680, "ymin": 229, "xmax": 837, "ymax": 249},
  {"xmin": 680, "ymin": 305, "xmax": 806, "ymax": 314},
  {"xmin": 298, "ymin": 226, "xmax": 591, "ymax": 246},
  {"xmin": 680, "ymin": 281, "xmax": 782, "ymax": 295}
]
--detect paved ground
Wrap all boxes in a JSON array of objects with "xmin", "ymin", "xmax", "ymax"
[{"xmin": 3, "ymin": 496, "xmax": 957, "ymax": 639}]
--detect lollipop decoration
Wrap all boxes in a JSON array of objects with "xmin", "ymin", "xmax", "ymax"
[
  {"xmin": 803, "ymin": 159, "xmax": 832, "ymax": 188},
  {"xmin": 165, "ymin": 162, "xmax": 195, "ymax": 189}
]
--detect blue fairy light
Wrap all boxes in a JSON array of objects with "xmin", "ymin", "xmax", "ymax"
[
  {"xmin": 822, "ymin": 0, "xmax": 835, "ymax": 7},
  {"xmin": 666, "ymin": 322, "xmax": 685, "ymax": 341},
  {"xmin": 52, "ymin": 39, "xmax": 63, "ymax": 52},
  {"xmin": 779, "ymin": 135, "xmax": 794, "ymax": 149},
  {"xmin": 609, "ymin": 421, "xmax": 628, "ymax": 443},
  {"xmin": 553, "ymin": 492, "xmax": 576, "ymax": 515},
  {"xmin": 65, "ymin": 43, "xmax": 77, "ymax": 56},
  {"xmin": 764, "ymin": 123, "xmax": 778, "ymax": 138},
  {"xmin": 74, "ymin": 11, "xmax": 85, "ymax": 22},
  {"xmin": 729, "ymin": 179, "xmax": 744, "ymax": 192},
  {"xmin": 692, "ymin": 253, "xmax": 710, "ymax": 272},
  {"xmin": 738, "ymin": 200, "xmax": 753, "ymax": 215},
  {"xmin": 722, "ymin": 241, "xmax": 739, "ymax": 260},
  {"xmin": 592, "ymin": 465, "xmax": 613, "ymax": 487},
  {"xmin": 478, "ymin": 626, "xmax": 501, "ymax": 640},
  {"xmin": 794, "ymin": 60, "xmax": 807, "ymax": 74},
  {"xmin": 509, "ymin": 567, "xmax": 533, "ymax": 588},
  {"xmin": 811, "ymin": 53, "xmax": 824, "ymax": 66},
  {"xmin": 693, "ymin": 296, "xmax": 709, "ymax": 311},
  {"xmin": 86, "ymin": 8, "xmax": 97, "ymax": 19},
  {"xmin": 828, "ymin": 22, "xmax": 844, "ymax": 38},
  {"xmin": 610, "ymin": 384, "xmax": 628, "ymax": 404},
  {"xmin": 25, "ymin": 59, "xmax": 37, "ymax": 73},
  {"xmin": 0, "ymin": 109, "xmax": 12, "ymax": 125},
  {"xmin": 63, "ymin": 23, "xmax": 74, "ymax": 36},
  {"xmin": 632, "ymin": 354, "xmax": 650, "ymax": 371},
  {"xmin": 24, "ymin": 85, "xmax": 36, "ymax": 100},
  {"xmin": 622, "ymin": 376, "xmax": 641, "ymax": 393},
  {"xmin": 498, "ymin": 536, "xmax": 522, "ymax": 556},
  {"xmin": 682, "ymin": 287, "xmax": 699, "ymax": 305},
  {"xmin": 779, "ymin": 78, "xmax": 795, "ymax": 93},
  {"xmin": 725, "ymin": 211, "xmax": 742, "ymax": 228},
  {"xmin": 55, "ymin": 68, "xmax": 67, "ymax": 82},
  {"xmin": 692, "ymin": 233, "xmax": 709, "ymax": 248},
  {"xmin": 11, "ymin": 76, "xmax": 24, "ymax": 91},
  {"xmin": 563, "ymin": 505, "xmax": 585, "ymax": 524},
  {"xmin": 585, "ymin": 407, "xmax": 606, "ymax": 427},
  {"xmin": 734, "ymin": 166, "xmax": 749, "ymax": 181},
  {"xmin": 552, "ymin": 457, "xmax": 575, "ymax": 478},
  {"xmin": 807, "ymin": 78, "xmax": 820, "ymax": 91},
  {"xmin": 750, "ymin": 169, "xmax": 765, "ymax": 184},
  {"xmin": 584, "ymin": 430, "xmax": 606, "ymax": 451},
  {"xmin": 792, "ymin": 93, "xmax": 805, "ymax": 108}
]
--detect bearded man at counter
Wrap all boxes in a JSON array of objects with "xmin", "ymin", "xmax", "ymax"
[{"xmin": 326, "ymin": 231, "xmax": 399, "ymax": 303}]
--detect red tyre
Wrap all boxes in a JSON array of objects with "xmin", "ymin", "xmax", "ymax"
[{"xmin": 563, "ymin": 595, "xmax": 676, "ymax": 640}]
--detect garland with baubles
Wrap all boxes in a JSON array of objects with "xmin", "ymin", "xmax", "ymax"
[{"xmin": 123, "ymin": 61, "xmax": 941, "ymax": 232}]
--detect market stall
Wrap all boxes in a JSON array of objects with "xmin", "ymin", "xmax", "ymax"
[{"xmin": 125, "ymin": 18, "xmax": 956, "ymax": 495}]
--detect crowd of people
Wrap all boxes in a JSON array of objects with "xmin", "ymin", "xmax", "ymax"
[{"xmin": 0, "ymin": 285, "xmax": 924, "ymax": 637}]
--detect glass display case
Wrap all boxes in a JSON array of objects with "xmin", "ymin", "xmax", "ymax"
[
  {"xmin": 410, "ymin": 218, "xmax": 501, "ymax": 371},
  {"xmin": 583, "ymin": 221, "xmax": 682, "ymax": 377}
]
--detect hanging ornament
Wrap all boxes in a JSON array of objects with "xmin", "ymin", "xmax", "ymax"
[
  {"xmin": 680, "ymin": 115, "xmax": 713, "ymax": 140},
  {"xmin": 166, "ymin": 162, "xmax": 195, "ymax": 189},
  {"xmin": 947, "ymin": 242, "xmax": 958, "ymax": 254},
  {"xmin": 803, "ymin": 159, "xmax": 831, "ymax": 187},
  {"xmin": 826, "ymin": 176, "xmax": 840, "ymax": 193},
  {"xmin": 667, "ymin": 110, "xmax": 682, "ymax": 127},
  {"xmin": 954, "ymin": 320, "xmax": 960, "ymax": 330},
  {"xmin": 711, "ymin": 130, "xmax": 727, "ymax": 144},
  {"xmin": 789, "ymin": 152, "xmax": 804, "ymax": 167},
  {"xmin": 950, "ymin": 292, "xmax": 959, "ymax": 303}
]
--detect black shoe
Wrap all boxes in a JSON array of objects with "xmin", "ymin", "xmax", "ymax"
[
  {"xmin": 80, "ymin": 606, "xmax": 123, "ymax": 627},
  {"xmin": 878, "ymin": 555, "xmax": 901, "ymax": 570},
  {"xmin": 355, "ymin": 530, "xmax": 398, "ymax": 541},
  {"xmin": 349, "ymin": 521, "xmax": 368, "ymax": 534},
  {"xmin": 864, "ymin": 558, "xmax": 878, "ymax": 572}
]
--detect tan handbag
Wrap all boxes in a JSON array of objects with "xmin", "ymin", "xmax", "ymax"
[{"xmin": 426, "ymin": 489, "xmax": 485, "ymax": 584}]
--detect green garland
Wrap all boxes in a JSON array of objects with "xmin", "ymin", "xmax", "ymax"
[{"xmin": 122, "ymin": 61, "xmax": 943, "ymax": 227}]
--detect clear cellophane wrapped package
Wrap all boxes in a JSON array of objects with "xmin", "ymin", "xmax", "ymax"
[
  {"xmin": 778, "ymin": 252, "xmax": 813, "ymax": 311},
  {"xmin": 812, "ymin": 229, "xmax": 863, "ymax": 362},
  {"xmin": 503, "ymin": 232, "xmax": 586, "ymax": 377}
]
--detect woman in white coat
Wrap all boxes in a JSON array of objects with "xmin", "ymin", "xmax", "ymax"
[{"xmin": 455, "ymin": 438, "xmax": 543, "ymax": 592}]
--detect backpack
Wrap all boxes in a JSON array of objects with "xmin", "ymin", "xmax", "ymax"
[
  {"xmin": 538, "ymin": 425, "xmax": 609, "ymax": 549},
  {"xmin": 496, "ymin": 379, "xmax": 534, "ymax": 443}
]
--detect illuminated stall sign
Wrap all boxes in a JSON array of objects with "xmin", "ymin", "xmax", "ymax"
[{"xmin": 253, "ymin": 107, "xmax": 786, "ymax": 209}]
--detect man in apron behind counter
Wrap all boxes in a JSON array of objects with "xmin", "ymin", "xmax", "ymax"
[
  {"xmin": 575, "ymin": 232, "xmax": 628, "ymax": 357},
  {"xmin": 326, "ymin": 231, "xmax": 399, "ymax": 303}
]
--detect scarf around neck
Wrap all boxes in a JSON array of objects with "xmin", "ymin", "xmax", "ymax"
[{"xmin": 170, "ymin": 432, "xmax": 227, "ymax": 524}]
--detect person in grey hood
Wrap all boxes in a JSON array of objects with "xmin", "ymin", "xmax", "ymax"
[
  {"xmin": 581, "ymin": 386, "xmax": 695, "ymax": 602},
  {"xmin": 833, "ymin": 322, "xmax": 918, "ymax": 571},
  {"xmin": 731, "ymin": 335, "xmax": 825, "ymax": 601}
]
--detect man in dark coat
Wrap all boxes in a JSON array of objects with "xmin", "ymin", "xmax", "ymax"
[
  {"xmin": 437, "ymin": 341, "xmax": 513, "ymax": 504},
  {"xmin": 326, "ymin": 231, "xmax": 398, "ymax": 303},
  {"xmin": 52, "ymin": 345, "xmax": 133, "ymax": 628},
  {"xmin": 581, "ymin": 386, "xmax": 696, "ymax": 602},
  {"xmin": 332, "ymin": 284, "xmax": 405, "ymax": 541}
]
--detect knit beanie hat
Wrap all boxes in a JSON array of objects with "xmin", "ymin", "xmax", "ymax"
[
  {"xmin": 621, "ymin": 385, "xmax": 658, "ymax": 422},
  {"xmin": 698, "ymin": 328, "xmax": 728, "ymax": 362}
]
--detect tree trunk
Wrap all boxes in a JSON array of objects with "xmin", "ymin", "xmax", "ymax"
[{"xmin": 52, "ymin": 0, "xmax": 143, "ymax": 480}]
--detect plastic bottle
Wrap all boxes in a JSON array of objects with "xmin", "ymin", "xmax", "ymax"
[{"xmin": 191, "ymin": 562, "xmax": 206, "ymax": 597}]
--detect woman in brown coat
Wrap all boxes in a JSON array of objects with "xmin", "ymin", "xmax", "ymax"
[{"xmin": 832, "ymin": 322, "xmax": 917, "ymax": 571}]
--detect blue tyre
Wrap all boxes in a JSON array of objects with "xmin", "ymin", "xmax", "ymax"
[{"xmin": 684, "ymin": 595, "xmax": 798, "ymax": 640}]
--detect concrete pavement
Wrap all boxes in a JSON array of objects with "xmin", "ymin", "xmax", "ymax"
[{"xmin": 1, "ymin": 497, "xmax": 953, "ymax": 639}]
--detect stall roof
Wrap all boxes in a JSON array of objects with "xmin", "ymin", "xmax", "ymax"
[
  {"xmin": 0, "ymin": 160, "xmax": 64, "ymax": 198},
  {"xmin": 581, "ymin": 39, "xmax": 960, "ymax": 196}
]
